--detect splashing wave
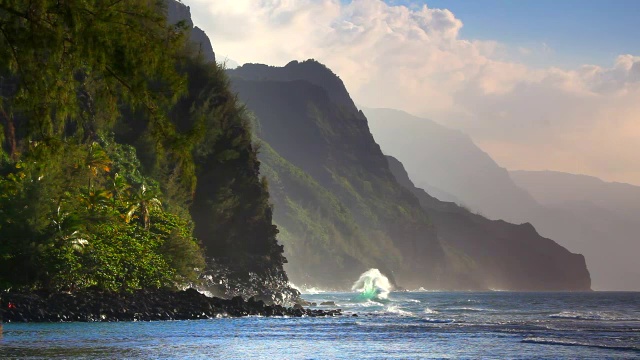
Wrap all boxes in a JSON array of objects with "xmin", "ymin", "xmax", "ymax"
[{"xmin": 352, "ymin": 269, "xmax": 392, "ymax": 300}]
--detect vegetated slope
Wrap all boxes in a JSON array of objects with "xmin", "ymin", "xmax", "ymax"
[
  {"xmin": 115, "ymin": 56, "xmax": 293, "ymax": 301},
  {"xmin": 230, "ymin": 63, "xmax": 448, "ymax": 290},
  {"xmin": 387, "ymin": 156, "xmax": 591, "ymax": 291},
  {"xmin": 511, "ymin": 170, "xmax": 640, "ymax": 290},
  {"xmin": 121, "ymin": 0, "xmax": 295, "ymax": 302},
  {"xmin": 258, "ymin": 142, "xmax": 378, "ymax": 288}
]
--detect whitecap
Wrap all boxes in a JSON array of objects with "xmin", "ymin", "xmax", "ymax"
[
  {"xmin": 422, "ymin": 318, "xmax": 454, "ymax": 324},
  {"xmin": 385, "ymin": 305, "xmax": 412, "ymax": 317},
  {"xmin": 549, "ymin": 311, "xmax": 639, "ymax": 321}
]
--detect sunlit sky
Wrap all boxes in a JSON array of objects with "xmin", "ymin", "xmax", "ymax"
[
  {"xmin": 185, "ymin": 0, "xmax": 640, "ymax": 185},
  {"xmin": 403, "ymin": 0, "xmax": 640, "ymax": 68}
]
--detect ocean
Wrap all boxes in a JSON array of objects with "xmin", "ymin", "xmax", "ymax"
[{"xmin": 1, "ymin": 291, "xmax": 638, "ymax": 359}]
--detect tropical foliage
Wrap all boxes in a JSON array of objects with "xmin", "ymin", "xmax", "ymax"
[
  {"xmin": 0, "ymin": 0, "xmax": 287, "ymax": 295},
  {"xmin": 0, "ymin": 139, "xmax": 204, "ymax": 291}
]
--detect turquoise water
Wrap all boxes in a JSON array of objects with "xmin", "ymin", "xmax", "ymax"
[{"xmin": 1, "ymin": 292, "xmax": 639, "ymax": 359}]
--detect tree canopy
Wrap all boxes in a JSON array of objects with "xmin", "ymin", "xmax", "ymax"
[{"xmin": 0, "ymin": 0, "xmax": 186, "ymax": 151}]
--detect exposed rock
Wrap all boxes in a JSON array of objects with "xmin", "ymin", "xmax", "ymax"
[
  {"xmin": 0, "ymin": 289, "xmax": 342, "ymax": 323},
  {"xmin": 165, "ymin": 0, "xmax": 216, "ymax": 63}
]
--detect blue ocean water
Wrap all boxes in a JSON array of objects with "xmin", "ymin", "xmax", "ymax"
[{"xmin": 1, "ymin": 292, "xmax": 638, "ymax": 359}]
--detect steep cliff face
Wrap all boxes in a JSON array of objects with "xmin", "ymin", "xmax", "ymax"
[
  {"xmin": 230, "ymin": 64, "xmax": 447, "ymax": 290},
  {"xmin": 387, "ymin": 156, "xmax": 592, "ymax": 291},
  {"xmin": 228, "ymin": 60, "xmax": 592, "ymax": 291},
  {"xmin": 110, "ymin": 0, "xmax": 293, "ymax": 303},
  {"xmin": 166, "ymin": 0, "xmax": 216, "ymax": 63}
]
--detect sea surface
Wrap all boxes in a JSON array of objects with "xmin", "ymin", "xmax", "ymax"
[{"xmin": 1, "ymin": 291, "xmax": 638, "ymax": 359}]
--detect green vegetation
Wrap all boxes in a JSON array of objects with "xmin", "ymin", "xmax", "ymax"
[
  {"xmin": 0, "ymin": 0, "xmax": 286, "ymax": 296},
  {"xmin": 0, "ymin": 139, "xmax": 204, "ymax": 291}
]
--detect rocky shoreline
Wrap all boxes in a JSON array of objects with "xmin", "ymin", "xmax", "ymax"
[{"xmin": 0, "ymin": 289, "xmax": 341, "ymax": 323}]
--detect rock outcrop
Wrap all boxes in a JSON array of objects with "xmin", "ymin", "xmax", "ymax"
[
  {"xmin": 0, "ymin": 289, "xmax": 341, "ymax": 322},
  {"xmin": 166, "ymin": 0, "xmax": 216, "ymax": 63}
]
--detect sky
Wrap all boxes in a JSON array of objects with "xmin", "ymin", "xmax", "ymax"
[{"xmin": 184, "ymin": 0, "xmax": 640, "ymax": 185}]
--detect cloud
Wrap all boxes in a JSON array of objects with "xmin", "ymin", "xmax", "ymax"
[{"xmin": 186, "ymin": 0, "xmax": 640, "ymax": 184}]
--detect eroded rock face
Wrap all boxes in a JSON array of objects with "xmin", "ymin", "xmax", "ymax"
[{"xmin": 0, "ymin": 289, "xmax": 341, "ymax": 322}]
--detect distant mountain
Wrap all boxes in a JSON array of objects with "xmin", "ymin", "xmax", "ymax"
[
  {"xmin": 511, "ymin": 171, "xmax": 640, "ymax": 290},
  {"xmin": 510, "ymin": 171, "xmax": 640, "ymax": 221},
  {"xmin": 227, "ymin": 60, "xmax": 591, "ymax": 291},
  {"xmin": 363, "ymin": 108, "xmax": 540, "ymax": 222},
  {"xmin": 387, "ymin": 156, "xmax": 590, "ymax": 291},
  {"xmin": 363, "ymin": 107, "xmax": 636, "ymax": 290}
]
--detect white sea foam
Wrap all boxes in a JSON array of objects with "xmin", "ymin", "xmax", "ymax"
[
  {"xmin": 385, "ymin": 305, "xmax": 412, "ymax": 316},
  {"xmin": 549, "ymin": 311, "xmax": 639, "ymax": 321},
  {"xmin": 422, "ymin": 318, "xmax": 454, "ymax": 324},
  {"xmin": 424, "ymin": 307, "xmax": 438, "ymax": 314},
  {"xmin": 289, "ymin": 282, "xmax": 328, "ymax": 294},
  {"xmin": 350, "ymin": 300, "xmax": 385, "ymax": 308},
  {"xmin": 441, "ymin": 307, "xmax": 487, "ymax": 313}
]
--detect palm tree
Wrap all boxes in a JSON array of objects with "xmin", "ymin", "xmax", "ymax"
[
  {"xmin": 85, "ymin": 142, "xmax": 111, "ymax": 191},
  {"xmin": 79, "ymin": 189, "xmax": 112, "ymax": 215},
  {"xmin": 106, "ymin": 172, "xmax": 130, "ymax": 211},
  {"xmin": 51, "ymin": 205, "xmax": 89, "ymax": 252},
  {"xmin": 126, "ymin": 182, "xmax": 162, "ymax": 230}
]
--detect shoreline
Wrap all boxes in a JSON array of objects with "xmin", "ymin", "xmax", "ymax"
[{"xmin": 0, "ymin": 288, "xmax": 341, "ymax": 323}]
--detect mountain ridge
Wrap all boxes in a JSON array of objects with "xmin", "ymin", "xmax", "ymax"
[{"xmin": 228, "ymin": 60, "xmax": 591, "ymax": 291}]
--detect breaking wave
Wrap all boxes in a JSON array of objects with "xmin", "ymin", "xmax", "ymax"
[{"xmin": 352, "ymin": 269, "xmax": 392, "ymax": 300}]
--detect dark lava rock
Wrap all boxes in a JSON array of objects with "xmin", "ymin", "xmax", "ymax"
[
  {"xmin": 320, "ymin": 301, "xmax": 336, "ymax": 306},
  {"xmin": 0, "ymin": 289, "xmax": 343, "ymax": 323}
]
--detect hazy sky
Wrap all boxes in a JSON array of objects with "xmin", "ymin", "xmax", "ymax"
[{"xmin": 184, "ymin": 0, "xmax": 640, "ymax": 185}]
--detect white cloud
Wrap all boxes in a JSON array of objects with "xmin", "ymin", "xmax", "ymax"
[{"xmin": 186, "ymin": 0, "xmax": 640, "ymax": 184}]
